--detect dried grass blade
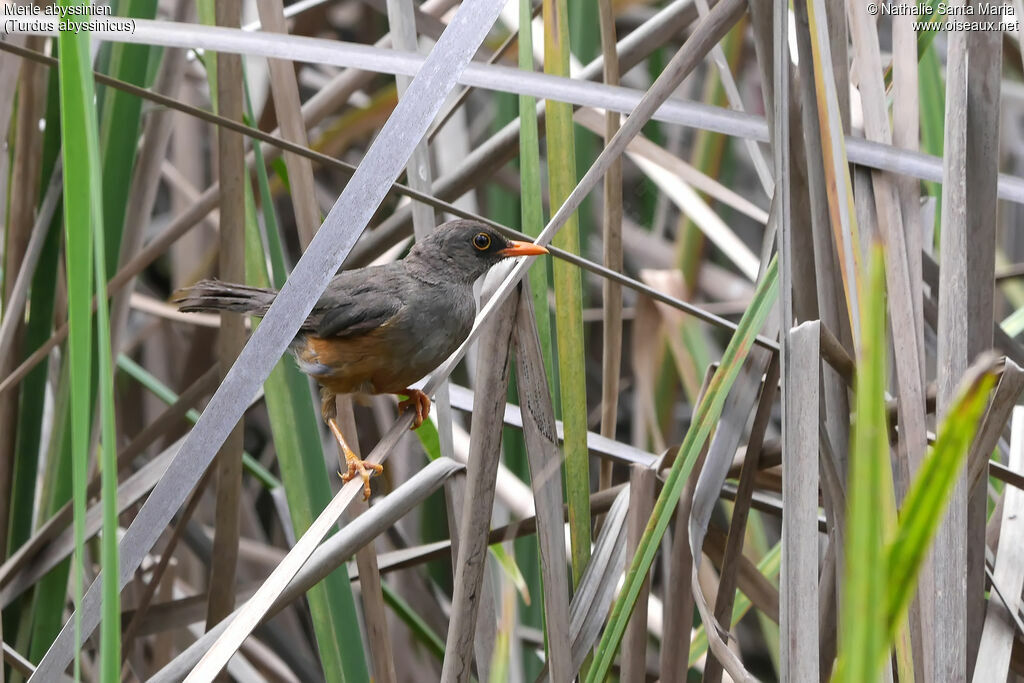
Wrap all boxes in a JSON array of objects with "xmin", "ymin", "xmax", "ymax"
[
  {"xmin": 694, "ymin": 0, "xmax": 772, "ymax": 195},
  {"xmin": 805, "ymin": 0, "xmax": 864, "ymax": 341},
  {"xmin": 441, "ymin": 288, "xmax": 518, "ymax": 683},
  {"xmin": 565, "ymin": 487, "xmax": 629, "ymax": 677},
  {"xmin": 0, "ymin": 165, "xmax": 62, "ymax": 359},
  {"xmin": 2, "ymin": 441, "xmax": 179, "ymax": 607},
  {"xmin": 108, "ymin": 0, "xmax": 190, "ymax": 363},
  {"xmin": 349, "ymin": 495, "xmax": 396, "ymax": 683},
  {"xmin": 629, "ymin": 153, "xmax": 760, "ymax": 280},
  {"xmin": 620, "ymin": 465, "xmax": 655, "ymax": 681},
  {"xmin": 0, "ymin": 35, "xmax": 47, "ymax": 564},
  {"xmin": 690, "ymin": 550, "xmax": 757, "ymax": 683},
  {"xmin": 446, "ymin": 383, "xmax": 657, "ymax": 468},
  {"xmin": 254, "ymin": 0, "xmax": 320, "ymax": 248},
  {"xmin": 512, "ymin": 282, "xmax": 571, "ymax": 682},
  {"xmin": 972, "ymin": 407, "xmax": 1024, "ymax": 682},
  {"xmin": 688, "ymin": 541, "xmax": 782, "ymax": 667},
  {"xmin": 962, "ymin": 23, "xmax": 1003, "ymax": 677},
  {"xmin": 689, "ymin": 339, "xmax": 778, "ymax": 578},
  {"xmin": 658, "ymin": 363, "xmax": 715, "ymax": 683},
  {"xmin": 596, "ymin": 0, "xmax": 624, "ymax": 501},
  {"xmin": 0, "ymin": 367, "xmax": 217, "ymax": 597},
  {"xmin": 965, "ymin": 361, "xmax": 1024, "ymax": 493},
  {"xmin": 575, "ymin": 108, "xmax": 768, "ymax": 224},
  {"xmin": 933, "ymin": 10, "xmax": 1001, "ymax": 679},
  {"xmin": 205, "ymin": 0, "xmax": 247, "ymax": 628},
  {"xmin": 702, "ymin": 354, "xmax": 780, "ymax": 683},
  {"xmin": 780, "ymin": 322, "xmax": 820, "ymax": 682},
  {"xmin": 790, "ymin": 15, "xmax": 854, "ymax": 646},
  {"xmin": 847, "ymin": 0, "xmax": 928, "ymax": 490}
]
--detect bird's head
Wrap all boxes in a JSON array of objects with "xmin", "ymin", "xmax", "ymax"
[{"xmin": 407, "ymin": 219, "xmax": 549, "ymax": 283}]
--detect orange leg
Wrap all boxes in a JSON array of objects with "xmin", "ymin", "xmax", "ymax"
[
  {"xmin": 397, "ymin": 388, "xmax": 431, "ymax": 429},
  {"xmin": 322, "ymin": 389, "xmax": 382, "ymax": 500}
]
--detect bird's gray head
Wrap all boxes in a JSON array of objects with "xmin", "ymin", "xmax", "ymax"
[{"xmin": 405, "ymin": 219, "xmax": 548, "ymax": 284}]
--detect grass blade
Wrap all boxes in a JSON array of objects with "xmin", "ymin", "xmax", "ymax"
[
  {"xmin": 884, "ymin": 359, "xmax": 997, "ymax": 645},
  {"xmin": 55, "ymin": 2, "xmax": 120, "ymax": 678},
  {"xmin": 596, "ymin": 0, "xmax": 623, "ymax": 498},
  {"xmin": 206, "ymin": 0, "xmax": 248, "ymax": 628},
  {"xmin": 620, "ymin": 465, "xmax": 655, "ymax": 681},
  {"xmin": 542, "ymin": 0, "xmax": 592, "ymax": 591},
  {"xmin": 512, "ymin": 281, "xmax": 572, "ymax": 682},
  {"xmin": 972, "ymin": 406, "xmax": 1024, "ymax": 681},
  {"xmin": 518, "ymin": 0, "xmax": 554, "ymax": 386},
  {"xmin": 441, "ymin": 287, "xmax": 518, "ymax": 682},
  {"xmin": 833, "ymin": 245, "xmax": 888, "ymax": 683}
]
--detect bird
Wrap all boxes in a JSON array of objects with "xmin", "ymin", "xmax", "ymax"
[{"xmin": 174, "ymin": 219, "xmax": 549, "ymax": 499}]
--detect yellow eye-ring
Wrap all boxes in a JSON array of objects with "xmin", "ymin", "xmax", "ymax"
[{"xmin": 473, "ymin": 232, "xmax": 491, "ymax": 251}]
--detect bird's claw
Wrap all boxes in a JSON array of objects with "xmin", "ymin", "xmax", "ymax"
[
  {"xmin": 339, "ymin": 460, "xmax": 383, "ymax": 500},
  {"xmin": 398, "ymin": 389, "xmax": 431, "ymax": 430}
]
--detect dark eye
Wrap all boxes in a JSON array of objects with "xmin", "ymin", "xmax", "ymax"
[{"xmin": 473, "ymin": 232, "xmax": 491, "ymax": 251}]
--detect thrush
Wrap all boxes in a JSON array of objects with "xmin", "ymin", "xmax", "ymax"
[{"xmin": 175, "ymin": 219, "xmax": 549, "ymax": 498}]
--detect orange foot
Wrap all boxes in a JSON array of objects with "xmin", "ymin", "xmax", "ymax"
[
  {"xmin": 339, "ymin": 458, "xmax": 383, "ymax": 501},
  {"xmin": 327, "ymin": 414, "xmax": 382, "ymax": 500},
  {"xmin": 398, "ymin": 388, "xmax": 431, "ymax": 429}
]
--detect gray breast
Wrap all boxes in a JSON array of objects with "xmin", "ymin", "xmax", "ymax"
[{"xmin": 402, "ymin": 282, "xmax": 476, "ymax": 378}]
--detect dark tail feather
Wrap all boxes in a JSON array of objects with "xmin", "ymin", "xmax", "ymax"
[{"xmin": 173, "ymin": 279, "xmax": 277, "ymax": 316}]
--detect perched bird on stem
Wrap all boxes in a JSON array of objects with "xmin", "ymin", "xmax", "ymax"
[{"xmin": 175, "ymin": 219, "xmax": 549, "ymax": 498}]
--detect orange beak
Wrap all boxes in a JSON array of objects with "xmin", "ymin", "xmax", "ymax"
[{"xmin": 497, "ymin": 240, "xmax": 549, "ymax": 257}]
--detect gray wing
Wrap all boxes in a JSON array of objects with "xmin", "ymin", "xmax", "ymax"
[{"xmin": 307, "ymin": 268, "xmax": 405, "ymax": 338}]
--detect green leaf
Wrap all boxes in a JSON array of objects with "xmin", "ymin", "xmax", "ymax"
[
  {"xmin": 832, "ymin": 249, "xmax": 998, "ymax": 682},
  {"xmin": 490, "ymin": 542, "xmax": 531, "ymax": 606},
  {"xmin": 543, "ymin": 0, "xmax": 591, "ymax": 592},
  {"xmin": 98, "ymin": 0, "xmax": 158, "ymax": 268},
  {"xmin": 883, "ymin": 367, "xmax": 996, "ymax": 642},
  {"xmin": 381, "ymin": 582, "xmax": 445, "ymax": 661},
  {"xmin": 833, "ymin": 243, "xmax": 889, "ymax": 683},
  {"xmin": 57, "ymin": 1, "xmax": 120, "ymax": 678}
]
